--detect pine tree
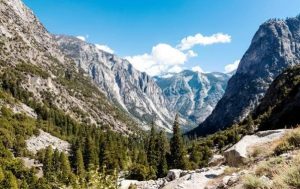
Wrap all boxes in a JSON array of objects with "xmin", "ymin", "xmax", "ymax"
[
  {"xmin": 246, "ymin": 115, "xmax": 255, "ymax": 134},
  {"xmin": 170, "ymin": 114, "xmax": 188, "ymax": 169},
  {"xmin": 5, "ymin": 171, "xmax": 18, "ymax": 189},
  {"xmin": 75, "ymin": 148, "xmax": 85, "ymax": 179},
  {"xmin": 84, "ymin": 137, "xmax": 98, "ymax": 169},
  {"xmin": 52, "ymin": 149, "xmax": 61, "ymax": 172},
  {"xmin": 60, "ymin": 152, "xmax": 72, "ymax": 184},
  {"xmin": 156, "ymin": 131, "xmax": 168, "ymax": 178},
  {"xmin": 43, "ymin": 146, "xmax": 54, "ymax": 177},
  {"xmin": 147, "ymin": 123, "xmax": 158, "ymax": 171}
]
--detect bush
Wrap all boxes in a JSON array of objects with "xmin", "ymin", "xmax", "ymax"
[
  {"xmin": 274, "ymin": 141, "xmax": 293, "ymax": 155},
  {"xmin": 243, "ymin": 174, "xmax": 269, "ymax": 189},
  {"xmin": 287, "ymin": 129, "xmax": 300, "ymax": 147},
  {"xmin": 127, "ymin": 164, "xmax": 155, "ymax": 181}
]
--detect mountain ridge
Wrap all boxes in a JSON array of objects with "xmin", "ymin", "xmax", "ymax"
[{"xmin": 189, "ymin": 15, "xmax": 300, "ymax": 136}]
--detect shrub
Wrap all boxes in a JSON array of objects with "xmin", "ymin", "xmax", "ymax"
[
  {"xmin": 274, "ymin": 141, "xmax": 293, "ymax": 155},
  {"xmin": 284, "ymin": 165, "xmax": 300, "ymax": 188},
  {"xmin": 243, "ymin": 174, "xmax": 269, "ymax": 189},
  {"xmin": 287, "ymin": 129, "xmax": 300, "ymax": 147}
]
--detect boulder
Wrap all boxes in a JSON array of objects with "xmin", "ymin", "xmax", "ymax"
[
  {"xmin": 208, "ymin": 154, "xmax": 225, "ymax": 166},
  {"xmin": 166, "ymin": 169, "xmax": 183, "ymax": 181},
  {"xmin": 224, "ymin": 129, "xmax": 288, "ymax": 166}
]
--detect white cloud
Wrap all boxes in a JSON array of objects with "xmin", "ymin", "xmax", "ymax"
[
  {"xmin": 187, "ymin": 50, "xmax": 198, "ymax": 58},
  {"xmin": 168, "ymin": 65, "xmax": 183, "ymax": 73},
  {"xmin": 224, "ymin": 60, "xmax": 240, "ymax": 73},
  {"xmin": 178, "ymin": 33, "xmax": 231, "ymax": 50},
  {"xmin": 76, "ymin": 36, "xmax": 86, "ymax": 41},
  {"xmin": 95, "ymin": 44, "xmax": 114, "ymax": 54},
  {"xmin": 191, "ymin": 66, "xmax": 204, "ymax": 73},
  {"xmin": 125, "ymin": 43, "xmax": 195, "ymax": 76}
]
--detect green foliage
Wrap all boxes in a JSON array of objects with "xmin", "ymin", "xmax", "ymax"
[
  {"xmin": 86, "ymin": 168, "xmax": 118, "ymax": 189},
  {"xmin": 15, "ymin": 62, "xmax": 50, "ymax": 79},
  {"xmin": 127, "ymin": 164, "xmax": 155, "ymax": 181},
  {"xmin": 170, "ymin": 115, "xmax": 189, "ymax": 170}
]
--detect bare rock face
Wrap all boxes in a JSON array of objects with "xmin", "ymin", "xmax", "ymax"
[
  {"xmin": 26, "ymin": 130, "xmax": 70, "ymax": 154},
  {"xmin": 54, "ymin": 35, "xmax": 174, "ymax": 131},
  {"xmin": 224, "ymin": 129, "xmax": 288, "ymax": 166},
  {"xmin": 190, "ymin": 16, "xmax": 300, "ymax": 136},
  {"xmin": 155, "ymin": 71, "xmax": 229, "ymax": 130}
]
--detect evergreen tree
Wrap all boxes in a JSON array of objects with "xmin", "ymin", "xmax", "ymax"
[
  {"xmin": 84, "ymin": 137, "xmax": 98, "ymax": 169},
  {"xmin": 43, "ymin": 146, "xmax": 54, "ymax": 177},
  {"xmin": 170, "ymin": 114, "xmax": 188, "ymax": 169},
  {"xmin": 60, "ymin": 152, "xmax": 72, "ymax": 184},
  {"xmin": 75, "ymin": 148, "xmax": 85, "ymax": 179},
  {"xmin": 52, "ymin": 149, "xmax": 61, "ymax": 172},
  {"xmin": 147, "ymin": 123, "xmax": 158, "ymax": 171},
  {"xmin": 5, "ymin": 171, "xmax": 18, "ymax": 189},
  {"xmin": 246, "ymin": 115, "xmax": 255, "ymax": 134},
  {"xmin": 156, "ymin": 131, "xmax": 168, "ymax": 178}
]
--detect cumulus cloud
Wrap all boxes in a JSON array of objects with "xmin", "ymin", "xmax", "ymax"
[
  {"xmin": 168, "ymin": 65, "xmax": 184, "ymax": 73},
  {"xmin": 224, "ymin": 60, "xmax": 240, "ymax": 73},
  {"xmin": 76, "ymin": 36, "xmax": 86, "ymax": 41},
  {"xmin": 191, "ymin": 66, "xmax": 204, "ymax": 73},
  {"xmin": 178, "ymin": 33, "xmax": 231, "ymax": 50},
  {"xmin": 125, "ymin": 43, "xmax": 194, "ymax": 76},
  {"xmin": 95, "ymin": 44, "xmax": 114, "ymax": 54},
  {"xmin": 125, "ymin": 32, "xmax": 232, "ymax": 76}
]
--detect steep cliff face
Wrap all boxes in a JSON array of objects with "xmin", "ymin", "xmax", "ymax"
[
  {"xmin": 54, "ymin": 35, "xmax": 174, "ymax": 131},
  {"xmin": 0, "ymin": 0, "xmax": 139, "ymax": 133},
  {"xmin": 155, "ymin": 71, "xmax": 229, "ymax": 129},
  {"xmin": 190, "ymin": 16, "xmax": 300, "ymax": 136}
]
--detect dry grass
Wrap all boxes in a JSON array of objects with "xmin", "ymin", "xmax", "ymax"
[
  {"xmin": 242, "ymin": 174, "xmax": 270, "ymax": 189},
  {"xmin": 272, "ymin": 154, "xmax": 300, "ymax": 189},
  {"xmin": 254, "ymin": 157, "xmax": 284, "ymax": 177},
  {"xmin": 223, "ymin": 167, "xmax": 241, "ymax": 176},
  {"xmin": 274, "ymin": 127, "xmax": 300, "ymax": 155}
]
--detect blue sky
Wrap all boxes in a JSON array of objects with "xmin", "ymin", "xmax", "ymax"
[{"xmin": 24, "ymin": 0, "xmax": 300, "ymax": 75}]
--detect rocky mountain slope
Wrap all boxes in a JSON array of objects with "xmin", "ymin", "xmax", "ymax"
[
  {"xmin": 54, "ymin": 35, "xmax": 174, "ymax": 131},
  {"xmin": 155, "ymin": 70, "xmax": 229, "ymax": 129},
  {"xmin": 253, "ymin": 65, "xmax": 300, "ymax": 130},
  {"xmin": 0, "ymin": 0, "xmax": 139, "ymax": 133},
  {"xmin": 190, "ymin": 16, "xmax": 300, "ymax": 136}
]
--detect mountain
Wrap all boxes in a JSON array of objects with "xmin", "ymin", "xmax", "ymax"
[
  {"xmin": 154, "ymin": 70, "xmax": 230, "ymax": 130},
  {"xmin": 189, "ymin": 16, "xmax": 300, "ymax": 136},
  {"xmin": 0, "ymin": 0, "xmax": 139, "ymax": 133},
  {"xmin": 54, "ymin": 35, "xmax": 174, "ymax": 131},
  {"xmin": 254, "ymin": 65, "xmax": 300, "ymax": 130}
]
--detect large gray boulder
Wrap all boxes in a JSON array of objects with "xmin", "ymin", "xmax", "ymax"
[{"xmin": 224, "ymin": 129, "xmax": 288, "ymax": 166}]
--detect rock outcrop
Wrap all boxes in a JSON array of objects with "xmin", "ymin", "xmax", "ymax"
[
  {"xmin": 26, "ymin": 130, "xmax": 70, "ymax": 154},
  {"xmin": 224, "ymin": 129, "xmax": 288, "ymax": 166},
  {"xmin": 190, "ymin": 16, "xmax": 300, "ymax": 136}
]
